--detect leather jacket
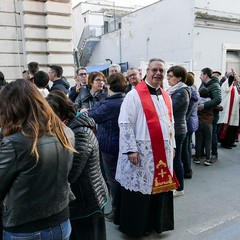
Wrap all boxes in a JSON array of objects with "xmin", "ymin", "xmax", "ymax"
[
  {"xmin": 0, "ymin": 129, "xmax": 74, "ymax": 228},
  {"xmin": 75, "ymin": 88, "xmax": 107, "ymax": 110}
]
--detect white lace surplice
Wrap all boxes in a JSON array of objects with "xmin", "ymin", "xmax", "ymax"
[{"xmin": 115, "ymin": 89, "xmax": 175, "ymax": 195}]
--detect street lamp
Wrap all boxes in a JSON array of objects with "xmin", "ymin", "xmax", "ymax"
[{"xmin": 106, "ymin": 58, "xmax": 112, "ymax": 64}]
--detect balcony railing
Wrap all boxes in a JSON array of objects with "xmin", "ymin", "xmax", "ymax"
[{"xmin": 77, "ymin": 25, "xmax": 103, "ymax": 51}]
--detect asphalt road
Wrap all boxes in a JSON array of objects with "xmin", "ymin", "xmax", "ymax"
[{"xmin": 106, "ymin": 141, "xmax": 240, "ymax": 240}]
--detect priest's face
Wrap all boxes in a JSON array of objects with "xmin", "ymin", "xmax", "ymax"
[{"xmin": 146, "ymin": 61, "xmax": 165, "ymax": 88}]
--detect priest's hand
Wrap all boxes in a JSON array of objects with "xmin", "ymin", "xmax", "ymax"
[
  {"xmin": 127, "ymin": 152, "xmax": 140, "ymax": 165},
  {"xmin": 173, "ymin": 148, "xmax": 176, "ymax": 159}
]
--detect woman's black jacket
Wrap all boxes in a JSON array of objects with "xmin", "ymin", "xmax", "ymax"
[{"xmin": 67, "ymin": 113, "xmax": 108, "ymax": 219}]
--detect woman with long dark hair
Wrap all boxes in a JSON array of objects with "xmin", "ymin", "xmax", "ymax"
[
  {"xmin": 0, "ymin": 71, "xmax": 7, "ymax": 90},
  {"xmin": 46, "ymin": 90, "xmax": 108, "ymax": 240},
  {"xmin": 0, "ymin": 79, "xmax": 75, "ymax": 240}
]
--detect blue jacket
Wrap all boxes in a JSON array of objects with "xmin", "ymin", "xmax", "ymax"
[
  {"xmin": 186, "ymin": 86, "xmax": 199, "ymax": 133},
  {"xmin": 89, "ymin": 93, "xmax": 125, "ymax": 154},
  {"xmin": 50, "ymin": 78, "xmax": 70, "ymax": 95}
]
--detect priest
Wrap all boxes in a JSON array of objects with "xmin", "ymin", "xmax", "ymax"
[{"xmin": 115, "ymin": 58, "xmax": 179, "ymax": 237}]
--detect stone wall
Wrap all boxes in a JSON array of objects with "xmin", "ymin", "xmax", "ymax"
[{"xmin": 0, "ymin": 0, "xmax": 74, "ymax": 82}]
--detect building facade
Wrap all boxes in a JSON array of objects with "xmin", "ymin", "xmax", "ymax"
[
  {"xmin": 72, "ymin": 0, "xmax": 136, "ymax": 67},
  {"xmin": 75, "ymin": 0, "xmax": 240, "ymax": 86},
  {"xmin": 0, "ymin": 0, "xmax": 74, "ymax": 82}
]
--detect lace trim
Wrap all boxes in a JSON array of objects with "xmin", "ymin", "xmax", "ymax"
[{"xmin": 116, "ymin": 123, "xmax": 173, "ymax": 195}]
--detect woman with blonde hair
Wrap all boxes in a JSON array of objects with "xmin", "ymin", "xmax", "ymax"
[{"xmin": 0, "ymin": 79, "xmax": 75, "ymax": 240}]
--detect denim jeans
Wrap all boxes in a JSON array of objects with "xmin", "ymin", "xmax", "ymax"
[
  {"xmin": 3, "ymin": 220, "xmax": 71, "ymax": 240},
  {"xmin": 196, "ymin": 122, "xmax": 212, "ymax": 160},
  {"xmin": 181, "ymin": 132, "xmax": 193, "ymax": 174},
  {"xmin": 174, "ymin": 133, "xmax": 186, "ymax": 191},
  {"xmin": 101, "ymin": 151, "xmax": 120, "ymax": 210},
  {"xmin": 211, "ymin": 113, "xmax": 219, "ymax": 156}
]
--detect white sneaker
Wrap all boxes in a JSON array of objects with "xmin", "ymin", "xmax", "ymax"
[
  {"xmin": 173, "ymin": 190, "xmax": 184, "ymax": 197},
  {"xmin": 204, "ymin": 159, "xmax": 212, "ymax": 166}
]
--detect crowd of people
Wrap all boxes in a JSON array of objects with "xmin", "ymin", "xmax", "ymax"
[{"xmin": 0, "ymin": 59, "xmax": 239, "ymax": 240}]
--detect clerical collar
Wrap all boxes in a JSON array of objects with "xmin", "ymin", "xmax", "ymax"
[{"xmin": 145, "ymin": 80, "xmax": 161, "ymax": 96}]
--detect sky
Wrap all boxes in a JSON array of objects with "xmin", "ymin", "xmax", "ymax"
[{"xmin": 72, "ymin": 0, "xmax": 159, "ymax": 8}]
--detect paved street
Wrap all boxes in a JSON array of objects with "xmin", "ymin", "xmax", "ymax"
[{"xmin": 105, "ymin": 141, "xmax": 240, "ymax": 240}]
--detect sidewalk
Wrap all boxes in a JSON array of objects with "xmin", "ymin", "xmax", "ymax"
[{"xmin": 106, "ymin": 142, "xmax": 240, "ymax": 240}]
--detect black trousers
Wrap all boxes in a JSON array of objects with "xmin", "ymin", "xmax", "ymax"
[
  {"xmin": 0, "ymin": 202, "xmax": 2, "ymax": 240},
  {"xmin": 70, "ymin": 212, "xmax": 106, "ymax": 240}
]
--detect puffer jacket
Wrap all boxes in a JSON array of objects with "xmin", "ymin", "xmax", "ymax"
[
  {"xmin": 75, "ymin": 88, "xmax": 107, "ymax": 110},
  {"xmin": 89, "ymin": 93, "xmax": 125, "ymax": 154},
  {"xmin": 201, "ymin": 76, "xmax": 222, "ymax": 109},
  {"xmin": 171, "ymin": 86, "xmax": 191, "ymax": 135},
  {"xmin": 0, "ymin": 129, "xmax": 74, "ymax": 229},
  {"xmin": 67, "ymin": 113, "xmax": 108, "ymax": 219}
]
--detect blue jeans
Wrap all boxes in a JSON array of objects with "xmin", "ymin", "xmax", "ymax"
[
  {"xmin": 181, "ymin": 132, "xmax": 193, "ymax": 174},
  {"xmin": 195, "ymin": 122, "xmax": 212, "ymax": 160},
  {"xmin": 101, "ymin": 151, "xmax": 120, "ymax": 210},
  {"xmin": 3, "ymin": 220, "xmax": 71, "ymax": 240},
  {"xmin": 174, "ymin": 133, "xmax": 186, "ymax": 191},
  {"xmin": 212, "ymin": 113, "xmax": 219, "ymax": 156}
]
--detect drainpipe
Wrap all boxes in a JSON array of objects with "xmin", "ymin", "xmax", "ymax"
[
  {"xmin": 13, "ymin": 0, "xmax": 22, "ymax": 77},
  {"xmin": 18, "ymin": 0, "xmax": 27, "ymax": 72},
  {"xmin": 119, "ymin": 30, "xmax": 122, "ymax": 63}
]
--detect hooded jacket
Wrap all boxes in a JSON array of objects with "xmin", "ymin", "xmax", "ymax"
[
  {"xmin": 50, "ymin": 77, "xmax": 70, "ymax": 95},
  {"xmin": 200, "ymin": 76, "xmax": 222, "ymax": 109}
]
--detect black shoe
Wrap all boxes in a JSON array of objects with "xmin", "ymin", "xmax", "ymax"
[
  {"xmin": 184, "ymin": 170, "xmax": 192, "ymax": 179},
  {"xmin": 221, "ymin": 144, "xmax": 232, "ymax": 149},
  {"xmin": 143, "ymin": 230, "xmax": 152, "ymax": 237},
  {"xmin": 210, "ymin": 155, "xmax": 218, "ymax": 163},
  {"xmin": 231, "ymin": 144, "xmax": 237, "ymax": 147}
]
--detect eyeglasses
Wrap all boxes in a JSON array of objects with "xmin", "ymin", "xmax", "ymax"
[
  {"xmin": 94, "ymin": 78, "xmax": 105, "ymax": 83},
  {"xmin": 78, "ymin": 73, "xmax": 87, "ymax": 76},
  {"xmin": 150, "ymin": 68, "xmax": 164, "ymax": 73},
  {"xmin": 128, "ymin": 73, "xmax": 137, "ymax": 78},
  {"xmin": 167, "ymin": 74, "xmax": 175, "ymax": 78},
  {"xmin": 109, "ymin": 69, "xmax": 119, "ymax": 73}
]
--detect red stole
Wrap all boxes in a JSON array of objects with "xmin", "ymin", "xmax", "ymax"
[
  {"xmin": 135, "ymin": 81, "xmax": 179, "ymax": 194},
  {"xmin": 219, "ymin": 86, "xmax": 235, "ymax": 140}
]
